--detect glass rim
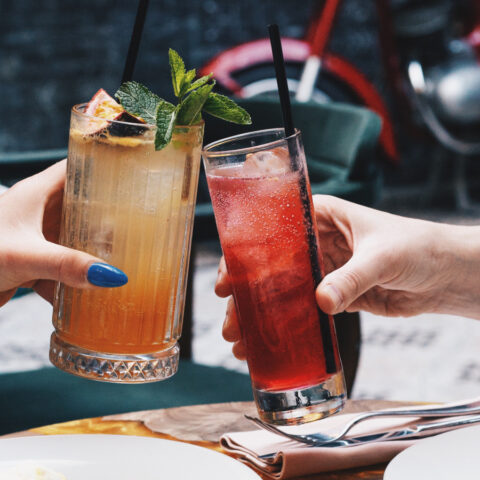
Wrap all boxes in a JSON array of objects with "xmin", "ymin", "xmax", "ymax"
[
  {"xmin": 202, "ymin": 128, "xmax": 300, "ymax": 157},
  {"xmin": 72, "ymin": 103, "xmax": 205, "ymax": 130}
]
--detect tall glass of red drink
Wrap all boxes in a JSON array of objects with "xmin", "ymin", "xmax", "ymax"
[{"xmin": 202, "ymin": 128, "xmax": 346, "ymax": 425}]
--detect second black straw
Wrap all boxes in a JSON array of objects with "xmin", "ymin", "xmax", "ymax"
[
  {"xmin": 268, "ymin": 24, "xmax": 295, "ymax": 137},
  {"xmin": 122, "ymin": 0, "xmax": 150, "ymax": 84}
]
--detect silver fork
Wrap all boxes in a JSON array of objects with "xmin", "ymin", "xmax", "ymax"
[
  {"xmin": 252, "ymin": 414, "xmax": 480, "ymax": 451},
  {"xmin": 245, "ymin": 400, "xmax": 480, "ymax": 447}
]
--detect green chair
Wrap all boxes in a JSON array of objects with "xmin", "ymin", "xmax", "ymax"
[{"xmin": 0, "ymin": 361, "xmax": 252, "ymax": 435}]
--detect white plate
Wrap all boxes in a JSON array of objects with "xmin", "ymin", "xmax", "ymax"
[
  {"xmin": 384, "ymin": 425, "xmax": 480, "ymax": 480},
  {"xmin": 0, "ymin": 434, "xmax": 260, "ymax": 480}
]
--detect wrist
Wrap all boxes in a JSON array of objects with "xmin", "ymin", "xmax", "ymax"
[{"xmin": 434, "ymin": 224, "xmax": 480, "ymax": 319}]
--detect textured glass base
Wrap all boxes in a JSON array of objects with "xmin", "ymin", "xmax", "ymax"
[
  {"xmin": 49, "ymin": 333, "xmax": 179, "ymax": 383},
  {"xmin": 253, "ymin": 371, "xmax": 346, "ymax": 425}
]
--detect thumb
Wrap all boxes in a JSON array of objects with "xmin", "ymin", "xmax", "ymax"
[
  {"xmin": 28, "ymin": 242, "xmax": 128, "ymax": 289},
  {"xmin": 316, "ymin": 254, "xmax": 378, "ymax": 314}
]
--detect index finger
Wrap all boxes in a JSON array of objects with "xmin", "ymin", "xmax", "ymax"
[{"xmin": 8, "ymin": 160, "xmax": 67, "ymax": 207}]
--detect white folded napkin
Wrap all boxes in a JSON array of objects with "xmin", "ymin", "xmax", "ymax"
[{"xmin": 220, "ymin": 409, "xmax": 471, "ymax": 479}]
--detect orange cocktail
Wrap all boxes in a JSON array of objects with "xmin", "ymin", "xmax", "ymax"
[{"xmin": 51, "ymin": 104, "xmax": 203, "ymax": 382}]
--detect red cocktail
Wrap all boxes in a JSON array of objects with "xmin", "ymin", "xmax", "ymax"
[{"xmin": 203, "ymin": 129, "xmax": 346, "ymax": 425}]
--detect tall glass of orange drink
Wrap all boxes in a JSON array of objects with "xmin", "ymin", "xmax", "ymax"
[
  {"xmin": 202, "ymin": 129, "xmax": 346, "ymax": 424},
  {"xmin": 50, "ymin": 104, "xmax": 203, "ymax": 382}
]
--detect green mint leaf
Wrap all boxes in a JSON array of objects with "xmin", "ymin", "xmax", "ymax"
[
  {"xmin": 203, "ymin": 93, "xmax": 252, "ymax": 125},
  {"xmin": 176, "ymin": 82, "xmax": 215, "ymax": 125},
  {"xmin": 184, "ymin": 73, "xmax": 213, "ymax": 96},
  {"xmin": 115, "ymin": 81, "xmax": 170, "ymax": 124},
  {"xmin": 185, "ymin": 68, "xmax": 196, "ymax": 84},
  {"xmin": 169, "ymin": 48, "xmax": 186, "ymax": 97},
  {"xmin": 178, "ymin": 68, "xmax": 197, "ymax": 97},
  {"xmin": 155, "ymin": 101, "xmax": 178, "ymax": 150}
]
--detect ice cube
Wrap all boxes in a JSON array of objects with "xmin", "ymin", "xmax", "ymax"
[{"xmin": 243, "ymin": 147, "xmax": 291, "ymax": 176}]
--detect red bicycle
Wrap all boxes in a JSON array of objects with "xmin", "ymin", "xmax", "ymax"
[{"xmin": 200, "ymin": 0, "xmax": 399, "ymax": 164}]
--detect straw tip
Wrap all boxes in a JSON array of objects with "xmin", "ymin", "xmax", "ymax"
[{"xmin": 267, "ymin": 22, "xmax": 295, "ymax": 137}]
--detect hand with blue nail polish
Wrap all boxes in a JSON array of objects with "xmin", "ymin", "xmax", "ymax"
[{"xmin": 0, "ymin": 160, "xmax": 128, "ymax": 308}]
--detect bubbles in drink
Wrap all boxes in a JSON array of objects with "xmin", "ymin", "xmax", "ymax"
[{"xmin": 207, "ymin": 156, "xmax": 333, "ymax": 390}]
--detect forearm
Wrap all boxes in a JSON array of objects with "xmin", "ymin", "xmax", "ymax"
[{"xmin": 434, "ymin": 224, "xmax": 480, "ymax": 319}]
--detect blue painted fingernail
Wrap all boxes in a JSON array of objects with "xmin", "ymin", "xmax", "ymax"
[{"xmin": 87, "ymin": 263, "xmax": 128, "ymax": 287}]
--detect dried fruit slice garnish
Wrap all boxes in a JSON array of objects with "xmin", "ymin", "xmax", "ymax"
[
  {"xmin": 85, "ymin": 88, "xmax": 125, "ymax": 119},
  {"xmin": 83, "ymin": 89, "xmax": 145, "ymax": 136}
]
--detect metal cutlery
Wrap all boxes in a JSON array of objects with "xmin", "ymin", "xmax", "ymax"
[
  {"xmin": 246, "ymin": 398, "xmax": 480, "ymax": 447},
  {"xmin": 330, "ymin": 414, "xmax": 480, "ymax": 447},
  {"xmin": 255, "ymin": 415, "xmax": 480, "ymax": 458}
]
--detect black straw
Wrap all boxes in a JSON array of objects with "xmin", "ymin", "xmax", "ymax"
[
  {"xmin": 268, "ymin": 24, "xmax": 295, "ymax": 137},
  {"xmin": 268, "ymin": 24, "xmax": 337, "ymax": 375},
  {"xmin": 122, "ymin": 0, "xmax": 150, "ymax": 84}
]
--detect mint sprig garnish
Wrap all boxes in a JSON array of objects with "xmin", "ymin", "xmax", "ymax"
[{"xmin": 115, "ymin": 49, "xmax": 251, "ymax": 150}]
